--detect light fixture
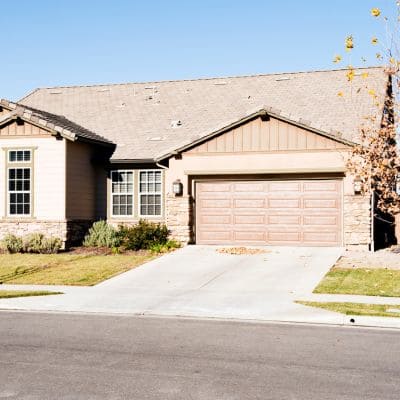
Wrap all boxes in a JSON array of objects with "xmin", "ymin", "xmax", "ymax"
[
  {"xmin": 172, "ymin": 179, "xmax": 183, "ymax": 196},
  {"xmin": 354, "ymin": 176, "xmax": 362, "ymax": 195}
]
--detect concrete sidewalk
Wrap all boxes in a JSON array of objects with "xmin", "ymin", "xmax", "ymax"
[{"xmin": 1, "ymin": 245, "xmax": 400, "ymax": 329}]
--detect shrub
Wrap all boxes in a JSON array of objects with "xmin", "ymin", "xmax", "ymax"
[
  {"xmin": 1, "ymin": 234, "xmax": 23, "ymax": 254},
  {"xmin": 23, "ymin": 233, "xmax": 62, "ymax": 254},
  {"xmin": 119, "ymin": 220, "xmax": 169, "ymax": 251},
  {"xmin": 149, "ymin": 239, "xmax": 181, "ymax": 254},
  {"xmin": 83, "ymin": 220, "xmax": 121, "ymax": 248}
]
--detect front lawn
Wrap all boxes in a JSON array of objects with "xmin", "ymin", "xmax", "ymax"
[
  {"xmin": 0, "ymin": 290, "xmax": 62, "ymax": 299},
  {"xmin": 297, "ymin": 301, "xmax": 400, "ymax": 318},
  {"xmin": 0, "ymin": 253, "xmax": 155, "ymax": 286},
  {"xmin": 313, "ymin": 268, "xmax": 400, "ymax": 297}
]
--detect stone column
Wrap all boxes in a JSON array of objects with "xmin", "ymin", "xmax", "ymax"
[
  {"xmin": 343, "ymin": 194, "xmax": 371, "ymax": 250},
  {"xmin": 165, "ymin": 194, "xmax": 193, "ymax": 244}
]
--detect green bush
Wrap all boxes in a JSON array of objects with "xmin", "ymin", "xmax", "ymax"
[
  {"xmin": 119, "ymin": 220, "xmax": 169, "ymax": 251},
  {"xmin": 23, "ymin": 233, "xmax": 62, "ymax": 254},
  {"xmin": 83, "ymin": 220, "xmax": 121, "ymax": 248},
  {"xmin": 0, "ymin": 233, "xmax": 61, "ymax": 254},
  {"xmin": 1, "ymin": 234, "xmax": 23, "ymax": 254},
  {"xmin": 149, "ymin": 239, "xmax": 181, "ymax": 254}
]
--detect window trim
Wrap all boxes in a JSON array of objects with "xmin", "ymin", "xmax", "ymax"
[
  {"xmin": 7, "ymin": 166, "xmax": 32, "ymax": 218},
  {"xmin": 138, "ymin": 169, "xmax": 163, "ymax": 218},
  {"xmin": 110, "ymin": 169, "xmax": 134, "ymax": 218}
]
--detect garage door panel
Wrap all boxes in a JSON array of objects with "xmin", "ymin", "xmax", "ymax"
[
  {"xmin": 269, "ymin": 198, "xmax": 301, "ymax": 208},
  {"xmin": 196, "ymin": 179, "xmax": 342, "ymax": 246},
  {"xmin": 234, "ymin": 215, "xmax": 265, "ymax": 224},
  {"xmin": 200, "ymin": 199, "xmax": 231, "ymax": 208},
  {"xmin": 304, "ymin": 199, "xmax": 339, "ymax": 208},
  {"xmin": 234, "ymin": 231, "xmax": 266, "ymax": 242},
  {"xmin": 234, "ymin": 199, "xmax": 265, "ymax": 208},
  {"xmin": 268, "ymin": 215, "xmax": 301, "ymax": 225}
]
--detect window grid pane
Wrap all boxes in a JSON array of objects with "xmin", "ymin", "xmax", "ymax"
[
  {"xmin": 111, "ymin": 171, "xmax": 134, "ymax": 216},
  {"xmin": 139, "ymin": 171, "xmax": 162, "ymax": 216},
  {"xmin": 8, "ymin": 167, "xmax": 31, "ymax": 216},
  {"xmin": 9, "ymin": 150, "xmax": 31, "ymax": 163}
]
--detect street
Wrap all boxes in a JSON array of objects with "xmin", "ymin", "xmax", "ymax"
[{"xmin": 0, "ymin": 312, "xmax": 399, "ymax": 399}]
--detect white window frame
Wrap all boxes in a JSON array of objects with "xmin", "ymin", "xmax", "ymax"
[
  {"xmin": 110, "ymin": 169, "xmax": 134, "ymax": 217},
  {"xmin": 138, "ymin": 169, "xmax": 163, "ymax": 217},
  {"xmin": 7, "ymin": 166, "xmax": 32, "ymax": 217}
]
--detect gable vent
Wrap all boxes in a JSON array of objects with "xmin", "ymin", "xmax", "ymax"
[{"xmin": 275, "ymin": 77, "xmax": 291, "ymax": 81}]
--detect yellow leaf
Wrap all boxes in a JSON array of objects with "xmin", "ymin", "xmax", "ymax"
[
  {"xmin": 333, "ymin": 54, "xmax": 342, "ymax": 63},
  {"xmin": 371, "ymin": 8, "xmax": 381, "ymax": 17},
  {"xmin": 376, "ymin": 52, "xmax": 382, "ymax": 59},
  {"xmin": 371, "ymin": 37, "xmax": 378, "ymax": 45},
  {"xmin": 345, "ymin": 35, "xmax": 354, "ymax": 51},
  {"xmin": 346, "ymin": 68, "xmax": 355, "ymax": 82},
  {"xmin": 337, "ymin": 91, "xmax": 344, "ymax": 97},
  {"xmin": 368, "ymin": 89, "xmax": 376, "ymax": 96},
  {"xmin": 362, "ymin": 72, "xmax": 369, "ymax": 79}
]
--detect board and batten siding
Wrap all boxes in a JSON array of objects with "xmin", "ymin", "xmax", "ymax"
[
  {"xmin": 0, "ymin": 120, "xmax": 51, "ymax": 137},
  {"xmin": 0, "ymin": 136, "xmax": 66, "ymax": 219},
  {"xmin": 66, "ymin": 140, "xmax": 99, "ymax": 220},
  {"xmin": 187, "ymin": 116, "xmax": 348, "ymax": 154}
]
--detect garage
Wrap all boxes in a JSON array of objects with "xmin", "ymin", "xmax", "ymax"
[{"xmin": 195, "ymin": 179, "xmax": 343, "ymax": 246}]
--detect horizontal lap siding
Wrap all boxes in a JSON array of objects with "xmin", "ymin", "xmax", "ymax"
[
  {"xmin": 196, "ymin": 179, "xmax": 342, "ymax": 246},
  {"xmin": 66, "ymin": 141, "xmax": 97, "ymax": 220}
]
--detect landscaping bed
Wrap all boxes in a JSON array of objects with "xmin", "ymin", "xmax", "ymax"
[{"xmin": 0, "ymin": 290, "xmax": 62, "ymax": 299}]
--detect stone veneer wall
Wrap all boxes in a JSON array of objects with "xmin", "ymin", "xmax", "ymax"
[
  {"xmin": 165, "ymin": 194, "xmax": 193, "ymax": 244},
  {"xmin": 0, "ymin": 219, "xmax": 93, "ymax": 248},
  {"xmin": 343, "ymin": 194, "xmax": 371, "ymax": 250}
]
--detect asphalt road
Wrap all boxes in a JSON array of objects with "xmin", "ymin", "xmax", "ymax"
[{"xmin": 0, "ymin": 312, "xmax": 399, "ymax": 400}]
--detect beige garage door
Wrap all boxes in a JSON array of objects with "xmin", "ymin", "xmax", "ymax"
[{"xmin": 195, "ymin": 179, "xmax": 342, "ymax": 246}]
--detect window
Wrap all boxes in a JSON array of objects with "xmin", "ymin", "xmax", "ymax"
[
  {"xmin": 111, "ymin": 170, "xmax": 133, "ymax": 216},
  {"xmin": 9, "ymin": 150, "xmax": 31, "ymax": 163},
  {"xmin": 8, "ymin": 149, "xmax": 32, "ymax": 216},
  {"xmin": 139, "ymin": 170, "xmax": 162, "ymax": 216}
]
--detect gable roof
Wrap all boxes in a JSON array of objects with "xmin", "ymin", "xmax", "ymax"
[
  {"xmin": 0, "ymin": 100, "xmax": 114, "ymax": 147},
  {"xmin": 17, "ymin": 66, "xmax": 389, "ymax": 161}
]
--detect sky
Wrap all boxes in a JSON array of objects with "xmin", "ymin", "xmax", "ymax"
[{"xmin": 1, "ymin": 0, "xmax": 397, "ymax": 101}]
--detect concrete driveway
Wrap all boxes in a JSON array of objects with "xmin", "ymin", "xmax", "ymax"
[{"xmin": 0, "ymin": 245, "xmax": 343, "ymax": 322}]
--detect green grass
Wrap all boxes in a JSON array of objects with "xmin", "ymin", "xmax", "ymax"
[
  {"xmin": 0, "ymin": 253, "xmax": 155, "ymax": 286},
  {"xmin": 313, "ymin": 268, "xmax": 400, "ymax": 297},
  {"xmin": 297, "ymin": 301, "xmax": 400, "ymax": 318},
  {"xmin": 0, "ymin": 290, "xmax": 62, "ymax": 299}
]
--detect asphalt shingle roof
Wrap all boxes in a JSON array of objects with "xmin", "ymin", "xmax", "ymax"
[{"xmin": 17, "ymin": 67, "xmax": 389, "ymax": 161}]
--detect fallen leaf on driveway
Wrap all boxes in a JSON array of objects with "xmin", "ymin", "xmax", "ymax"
[{"xmin": 216, "ymin": 247, "xmax": 269, "ymax": 255}]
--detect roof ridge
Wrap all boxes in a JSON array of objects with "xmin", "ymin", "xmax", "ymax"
[{"xmin": 25, "ymin": 65, "xmax": 384, "ymax": 92}]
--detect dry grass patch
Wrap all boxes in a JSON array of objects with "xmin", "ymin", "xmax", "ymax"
[
  {"xmin": 0, "ymin": 290, "xmax": 62, "ymax": 299},
  {"xmin": 297, "ymin": 301, "xmax": 400, "ymax": 318},
  {"xmin": 313, "ymin": 268, "xmax": 400, "ymax": 297},
  {"xmin": 0, "ymin": 253, "xmax": 155, "ymax": 286}
]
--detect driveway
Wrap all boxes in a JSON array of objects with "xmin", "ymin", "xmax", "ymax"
[{"xmin": 0, "ymin": 245, "xmax": 343, "ymax": 322}]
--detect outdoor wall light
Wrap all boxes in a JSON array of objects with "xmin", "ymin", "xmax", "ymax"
[
  {"xmin": 172, "ymin": 179, "xmax": 183, "ymax": 196},
  {"xmin": 354, "ymin": 176, "xmax": 362, "ymax": 195}
]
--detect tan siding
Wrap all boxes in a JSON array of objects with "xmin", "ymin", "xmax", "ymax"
[
  {"xmin": 0, "ymin": 120, "xmax": 50, "ymax": 137},
  {"xmin": 187, "ymin": 117, "xmax": 348, "ymax": 154},
  {"xmin": 0, "ymin": 137, "xmax": 66, "ymax": 219},
  {"xmin": 66, "ymin": 141, "xmax": 97, "ymax": 220}
]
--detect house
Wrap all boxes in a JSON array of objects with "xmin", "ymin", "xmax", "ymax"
[{"xmin": 0, "ymin": 67, "xmax": 392, "ymax": 249}]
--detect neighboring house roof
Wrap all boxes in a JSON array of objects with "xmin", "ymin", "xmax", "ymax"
[
  {"xmin": 17, "ymin": 66, "xmax": 389, "ymax": 161},
  {"xmin": 0, "ymin": 100, "xmax": 114, "ymax": 147}
]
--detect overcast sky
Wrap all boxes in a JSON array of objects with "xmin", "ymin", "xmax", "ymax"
[{"xmin": 1, "ymin": 0, "xmax": 396, "ymax": 101}]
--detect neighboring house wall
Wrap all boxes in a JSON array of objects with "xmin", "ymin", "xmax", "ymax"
[
  {"xmin": 0, "ymin": 126, "xmax": 68, "ymax": 242},
  {"xmin": 165, "ymin": 117, "xmax": 371, "ymax": 248}
]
